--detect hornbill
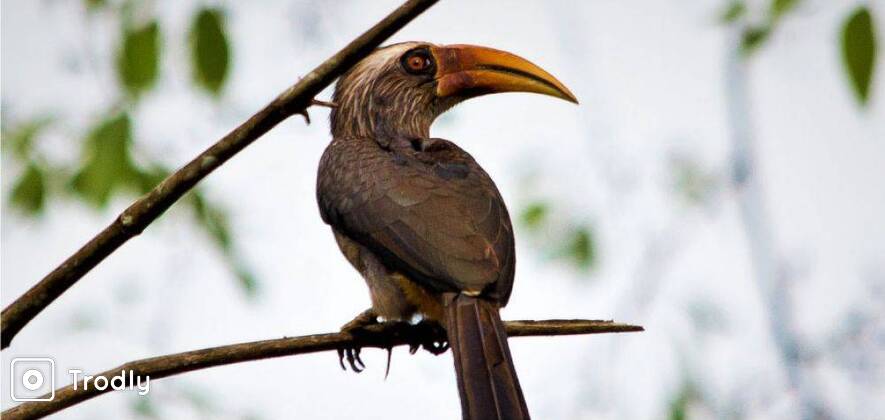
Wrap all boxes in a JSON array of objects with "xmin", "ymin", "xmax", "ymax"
[{"xmin": 316, "ymin": 42, "xmax": 576, "ymax": 419}]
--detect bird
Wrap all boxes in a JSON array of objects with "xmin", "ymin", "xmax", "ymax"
[{"xmin": 316, "ymin": 41, "xmax": 577, "ymax": 420}]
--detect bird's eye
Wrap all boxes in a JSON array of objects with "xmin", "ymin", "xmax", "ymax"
[
  {"xmin": 401, "ymin": 49, "xmax": 434, "ymax": 75},
  {"xmin": 408, "ymin": 55, "xmax": 429, "ymax": 71}
]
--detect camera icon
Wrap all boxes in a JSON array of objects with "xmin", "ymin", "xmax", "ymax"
[{"xmin": 10, "ymin": 357, "xmax": 55, "ymax": 402}]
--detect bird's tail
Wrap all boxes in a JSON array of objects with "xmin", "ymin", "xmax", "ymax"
[{"xmin": 444, "ymin": 293, "xmax": 530, "ymax": 420}]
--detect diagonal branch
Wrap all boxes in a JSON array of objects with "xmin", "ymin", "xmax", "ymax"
[
  {"xmin": 0, "ymin": 0, "xmax": 439, "ymax": 350},
  {"xmin": 1, "ymin": 319, "xmax": 642, "ymax": 419}
]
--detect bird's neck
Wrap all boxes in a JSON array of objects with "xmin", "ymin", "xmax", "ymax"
[{"xmin": 330, "ymin": 93, "xmax": 434, "ymax": 140}]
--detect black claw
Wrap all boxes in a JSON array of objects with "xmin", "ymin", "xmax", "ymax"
[
  {"xmin": 337, "ymin": 308, "xmax": 379, "ymax": 373},
  {"xmin": 337, "ymin": 346, "xmax": 365, "ymax": 373},
  {"xmin": 337, "ymin": 348, "xmax": 346, "ymax": 371},
  {"xmin": 346, "ymin": 348, "xmax": 362, "ymax": 373},
  {"xmin": 354, "ymin": 347, "xmax": 366, "ymax": 369},
  {"xmin": 384, "ymin": 347, "xmax": 393, "ymax": 380}
]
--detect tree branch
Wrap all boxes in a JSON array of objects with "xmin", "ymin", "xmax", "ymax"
[
  {"xmin": 0, "ymin": 0, "xmax": 439, "ymax": 350},
  {"xmin": 1, "ymin": 319, "xmax": 642, "ymax": 419}
]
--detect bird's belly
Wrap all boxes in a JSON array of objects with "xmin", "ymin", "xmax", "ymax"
[
  {"xmin": 390, "ymin": 272, "xmax": 444, "ymax": 322},
  {"xmin": 333, "ymin": 228, "xmax": 443, "ymax": 323}
]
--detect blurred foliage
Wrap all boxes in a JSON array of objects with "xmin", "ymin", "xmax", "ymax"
[
  {"xmin": 725, "ymin": 0, "xmax": 791, "ymax": 56},
  {"xmin": 769, "ymin": 0, "xmax": 799, "ymax": 23},
  {"xmin": 519, "ymin": 199, "xmax": 597, "ymax": 271},
  {"xmin": 4, "ymin": 119, "xmax": 53, "ymax": 216},
  {"xmin": 2, "ymin": 2, "xmax": 254, "ymax": 296},
  {"xmin": 70, "ymin": 113, "xmax": 141, "ymax": 207},
  {"xmin": 180, "ymin": 385, "xmax": 217, "ymax": 414},
  {"xmin": 118, "ymin": 20, "xmax": 160, "ymax": 98},
  {"xmin": 191, "ymin": 193, "xmax": 258, "ymax": 297},
  {"xmin": 720, "ymin": 1, "xmax": 745, "ymax": 24},
  {"xmin": 232, "ymin": 263, "xmax": 259, "ymax": 297},
  {"xmin": 841, "ymin": 7, "xmax": 878, "ymax": 106},
  {"xmin": 723, "ymin": 1, "xmax": 879, "ymax": 106},
  {"xmin": 191, "ymin": 193, "xmax": 232, "ymax": 251},
  {"xmin": 84, "ymin": 0, "xmax": 107, "ymax": 11},
  {"xmin": 10, "ymin": 163, "xmax": 47, "ymax": 215},
  {"xmin": 130, "ymin": 396, "xmax": 158, "ymax": 418},
  {"xmin": 190, "ymin": 8, "xmax": 231, "ymax": 96},
  {"xmin": 562, "ymin": 226, "xmax": 595, "ymax": 269},
  {"xmin": 127, "ymin": 384, "xmax": 221, "ymax": 418},
  {"xmin": 740, "ymin": 26, "xmax": 770, "ymax": 56},
  {"xmin": 668, "ymin": 385, "xmax": 692, "ymax": 420},
  {"xmin": 672, "ymin": 157, "xmax": 719, "ymax": 206},
  {"xmin": 520, "ymin": 202, "xmax": 549, "ymax": 230},
  {"xmin": 3, "ymin": 117, "xmax": 52, "ymax": 160}
]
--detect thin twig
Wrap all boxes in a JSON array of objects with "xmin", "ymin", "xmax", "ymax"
[
  {"xmin": 1, "ymin": 319, "xmax": 643, "ymax": 419},
  {"xmin": 311, "ymin": 99, "xmax": 339, "ymax": 108},
  {"xmin": 0, "ymin": 0, "xmax": 439, "ymax": 350}
]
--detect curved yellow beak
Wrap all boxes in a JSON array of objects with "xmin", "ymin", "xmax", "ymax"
[{"xmin": 430, "ymin": 44, "xmax": 578, "ymax": 104}]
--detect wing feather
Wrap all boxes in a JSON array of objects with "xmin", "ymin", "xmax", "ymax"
[{"xmin": 317, "ymin": 137, "xmax": 514, "ymax": 301}]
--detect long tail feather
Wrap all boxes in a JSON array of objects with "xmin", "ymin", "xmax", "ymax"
[{"xmin": 444, "ymin": 294, "xmax": 530, "ymax": 420}]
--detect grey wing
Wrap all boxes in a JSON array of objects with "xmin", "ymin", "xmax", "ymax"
[{"xmin": 317, "ymin": 138, "xmax": 515, "ymax": 303}]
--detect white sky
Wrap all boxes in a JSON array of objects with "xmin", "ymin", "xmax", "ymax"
[{"xmin": 2, "ymin": 1, "xmax": 884, "ymax": 419}]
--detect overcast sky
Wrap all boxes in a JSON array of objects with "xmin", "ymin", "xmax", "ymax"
[{"xmin": 2, "ymin": 1, "xmax": 884, "ymax": 419}]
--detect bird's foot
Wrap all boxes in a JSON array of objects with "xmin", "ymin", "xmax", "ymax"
[
  {"xmin": 337, "ymin": 309, "xmax": 379, "ymax": 373},
  {"xmin": 340, "ymin": 308, "xmax": 379, "ymax": 333},
  {"xmin": 335, "ymin": 313, "xmax": 449, "ymax": 373},
  {"xmin": 408, "ymin": 320, "xmax": 450, "ymax": 356}
]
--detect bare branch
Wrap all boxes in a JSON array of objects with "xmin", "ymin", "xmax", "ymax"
[
  {"xmin": 0, "ymin": 0, "xmax": 439, "ymax": 350},
  {"xmin": 2, "ymin": 319, "xmax": 642, "ymax": 419}
]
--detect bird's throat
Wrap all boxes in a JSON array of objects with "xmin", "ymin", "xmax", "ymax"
[{"xmin": 331, "ymin": 90, "xmax": 436, "ymax": 140}]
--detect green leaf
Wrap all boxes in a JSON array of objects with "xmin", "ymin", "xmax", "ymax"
[
  {"xmin": 720, "ymin": 1, "xmax": 745, "ymax": 23},
  {"xmin": 10, "ymin": 162, "xmax": 47, "ymax": 215},
  {"xmin": 770, "ymin": 0, "xmax": 799, "ymax": 22},
  {"xmin": 841, "ymin": 7, "xmax": 878, "ymax": 106},
  {"xmin": 70, "ymin": 113, "xmax": 139, "ymax": 207},
  {"xmin": 520, "ymin": 202, "xmax": 549, "ymax": 230},
  {"xmin": 233, "ymin": 262, "xmax": 259, "ymax": 298},
  {"xmin": 118, "ymin": 20, "xmax": 160, "ymax": 97},
  {"xmin": 740, "ymin": 26, "xmax": 770, "ymax": 56},
  {"xmin": 1, "ymin": 117, "xmax": 52, "ymax": 160},
  {"xmin": 565, "ymin": 226, "xmax": 596, "ymax": 269},
  {"xmin": 190, "ymin": 8, "xmax": 230, "ymax": 96},
  {"xmin": 190, "ymin": 193, "xmax": 259, "ymax": 297},
  {"xmin": 190, "ymin": 192, "xmax": 232, "ymax": 251}
]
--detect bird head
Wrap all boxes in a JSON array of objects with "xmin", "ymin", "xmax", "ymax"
[{"xmin": 330, "ymin": 42, "xmax": 577, "ymax": 139}]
